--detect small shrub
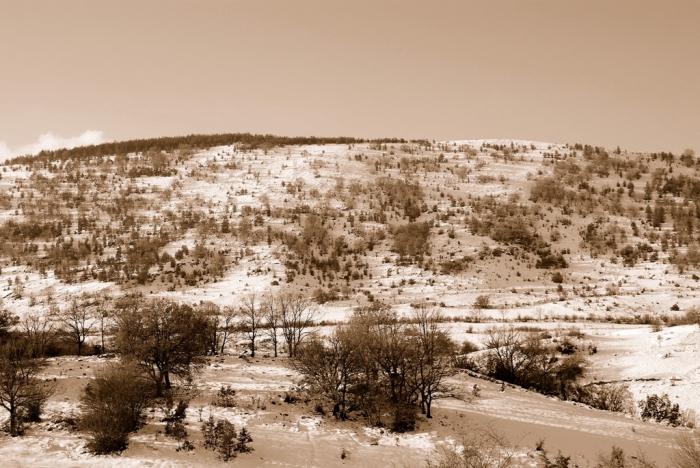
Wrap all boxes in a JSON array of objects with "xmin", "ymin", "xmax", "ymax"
[
  {"xmin": 671, "ymin": 430, "xmax": 700, "ymax": 468},
  {"xmin": 427, "ymin": 424, "xmax": 519, "ymax": 468},
  {"xmin": 166, "ymin": 420, "xmax": 190, "ymax": 451},
  {"xmin": 80, "ymin": 363, "xmax": 154, "ymax": 454},
  {"xmin": 540, "ymin": 449, "xmax": 571, "ymax": 468},
  {"xmin": 201, "ymin": 416, "xmax": 253, "ymax": 461},
  {"xmin": 473, "ymin": 295, "xmax": 491, "ymax": 310},
  {"xmin": 595, "ymin": 446, "xmax": 657, "ymax": 468},
  {"xmin": 391, "ymin": 404, "xmax": 418, "ymax": 433},
  {"xmin": 460, "ymin": 340, "xmax": 480, "ymax": 354},
  {"xmin": 578, "ymin": 383, "xmax": 633, "ymax": 414},
  {"xmin": 680, "ymin": 409, "xmax": 697, "ymax": 429},
  {"xmin": 557, "ymin": 337, "xmax": 578, "ymax": 355},
  {"xmin": 214, "ymin": 386, "xmax": 237, "ymax": 408},
  {"xmin": 639, "ymin": 393, "xmax": 681, "ymax": 426}
]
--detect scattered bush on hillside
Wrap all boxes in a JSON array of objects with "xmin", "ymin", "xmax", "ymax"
[
  {"xmin": 476, "ymin": 325, "xmax": 588, "ymax": 400},
  {"xmin": 595, "ymin": 446, "xmax": 657, "ymax": 468},
  {"xmin": 426, "ymin": 424, "xmax": 520, "ymax": 468},
  {"xmin": 577, "ymin": 383, "xmax": 634, "ymax": 414},
  {"xmin": 440, "ymin": 256, "xmax": 472, "ymax": 275},
  {"xmin": 473, "ymin": 295, "xmax": 492, "ymax": 311},
  {"xmin": 201, "ymin": 416, "xmax": 253, "ymax": 461},
  {"xmin": 213, "ymin": 386, "xmax": 237, "ymax": 408},
  {"xmin": 460, "ymin": 340, "xmax": 480, "ymax": 354},
  {"xmin": 392, "ymin": 221, "xmax": 431, "ymax": 263},
  {"xmin": 639, "ymin": 393, "xmax": 681, "ymax": 426}
]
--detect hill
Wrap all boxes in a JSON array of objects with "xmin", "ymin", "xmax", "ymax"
[{"xmin": 0, "ymin": 135, "xmax": 698, "ymax": 466}]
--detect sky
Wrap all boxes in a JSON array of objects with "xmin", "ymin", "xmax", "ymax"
[{"xmin": 0, "ymin": 0, "xmax": 698, "ymax": 160}]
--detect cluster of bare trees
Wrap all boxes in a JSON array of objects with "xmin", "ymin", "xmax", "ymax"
[
  {"xmin": 210, "ymin": 292, "xmax": 319, "ymax": 359},
  {"xmin": 293, "ymin": 302, "xmax": 456, "ymax": 431},
  {"xmin": 465, "ymin": 326, "xmax": 587, "ymax": 401}
]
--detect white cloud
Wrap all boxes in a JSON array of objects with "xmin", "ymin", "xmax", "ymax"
[
  {"xmin": 0, "ymin": 130, "xmax": 105, "ymax": 162},
  {"xmin": 0, "ymin": 142, "xmax": 11, "ymax": 162}
]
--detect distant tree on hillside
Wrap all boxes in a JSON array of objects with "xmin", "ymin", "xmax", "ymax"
[{"xmin": 392, "ymin": 221, "xmax": 431, "ymax": 263}]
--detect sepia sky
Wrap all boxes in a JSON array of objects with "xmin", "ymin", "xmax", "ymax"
[{"xmin": 1, "ymin": 0, "xmax": 698, "ymax": 158}]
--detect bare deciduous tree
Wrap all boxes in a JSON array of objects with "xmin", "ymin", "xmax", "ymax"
[
  {"xmin": 293, "ymin": 326, "xmax": 358, "ymax": 420},
  {"xmin": 0, "ymin": 338, "xmax": 55, "ymax": 436},
  {"xmin": 93, "ymin": 294, "xmax": 111, "ymax": 354},
  {"xmin": 409, "ymin": 302, "xmax": 456, "ymax": 418},
  {"xmin": 279, "ymin": 293, "xmax": 319, "ymax": 358},
  {"xmin": 58, "ymin": 298, "xmax": 95, "ymax": 356},
  {"xmin": 239, "ymin": 294, "xmax": 263, "ymax": 358},
  {"xmin": 197, "ymin": 301, "xmax": 221, "ymax": 356},
  {"xmin": 218, "ymin": 306, "xmax": 239, "ymax": 355},
  {"xmin": 262, "ymin": 294, "xmax": 280, "ymax": 357},
  {"xmin": 21, "ymin": 314, "xmax": 55, "ymax": 358}
]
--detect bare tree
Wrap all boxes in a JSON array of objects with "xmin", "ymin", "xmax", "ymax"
[
  {"xmin": 483, "ymin": 325, "xmax": 530, "ymax": 383},
  {"xmin": 409, "ymin": 302, "xmax": 456, "ymax": 418},
  {"xmin": 21, "ymin": 314, "xmax": 55, "ymax": 358},
  {"xmin": 365, "ymin": 306, "xmax": 417, "ymax": 431},
  {"xmin": 239, "ymin": 294, "xmax": 263, "ymax": 358},
  {"xmin": 0, "ymin": 338, "xmax": 55, "ymax": 436},
  {"xmin": 262, "ymin": 294, "xmax": 280, "ymax": 357},
  {"xmin": 92, "ymin": 294, "xmax": 111, "ymax": 354},
  {"xmin": 279, "ymin": 293, "xmax": 319, "ymax": 358},
  {"xmin": 197, "ymin": 302, "xmax": 221, "ymax": 356},
  {"xmin": 58, "ymin": 298, "xmax": 95, "ymax": 356},
  {"xmin": 218, "ymin": 306, "xmax": 238, "ymax": 355},
  {"xmin": 293, "ymin": 326, "xmax": 359, "ymax": 420}
]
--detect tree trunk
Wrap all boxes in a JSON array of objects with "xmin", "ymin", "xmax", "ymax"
[
  {"xmin": 250, "ymin": 337, "xmax": 255, "ymax": 357},
  {"xmin": 9, "ymin": 404, "xmax": 17, "ymax": 436},
  {"xmin": 426, "ymin": 397, "xmax": 433, "ymax": 419},
  {"xmin": 220, "ymin": 330, "xmax": 228, "ymax": 355},
  {"xmin": 155, "ymin": 373, "xmax": 164, "ymax": 397}
]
